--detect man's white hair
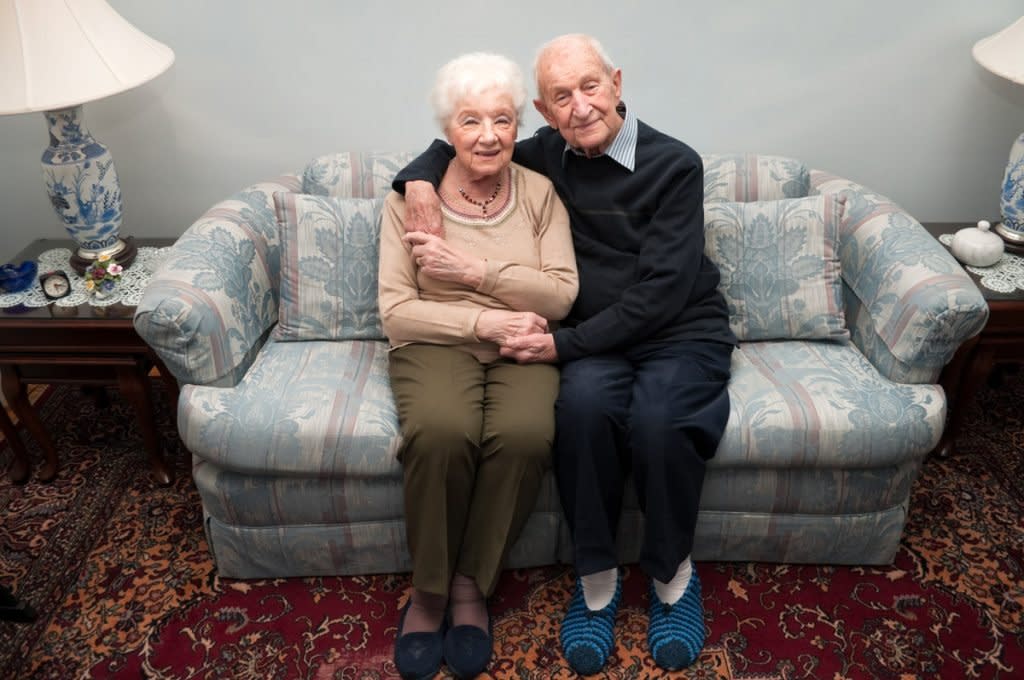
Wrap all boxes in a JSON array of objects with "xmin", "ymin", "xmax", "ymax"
[
  {"xmin": 430, "ymin": 52, "xmax": 527, "ymax": 132},
  {"xmin": 533, "ymin": 34, "xmax": 616, "ymax": 93}
]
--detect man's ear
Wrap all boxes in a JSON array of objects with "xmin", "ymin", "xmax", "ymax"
[{"xmin": 534, "ymin": 98, "xmax": 558, "ymax": 129}]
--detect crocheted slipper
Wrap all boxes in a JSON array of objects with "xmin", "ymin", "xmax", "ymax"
[
  {"xmin": 559, "ymin": 574, "xmax": 621, "ymax": 676},
  {"xmin": 647, "ymin": 569, "xmax": 706, "ymax": 671}
]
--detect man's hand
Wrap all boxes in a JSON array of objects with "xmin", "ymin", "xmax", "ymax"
[
  {"xmin": 475, "ymin": 310, "xmax": 548, "ymax": 347},
  {"xmin": 403, "ymin": 180, "xmax": 444, "ymax": 237},
  {"xmin": 500, "ymin": 333, "xmax": 558, "ymax": 364},
  {"xmin": 404, "ymin": 232, "xmax": 485, "ymax": 287}
]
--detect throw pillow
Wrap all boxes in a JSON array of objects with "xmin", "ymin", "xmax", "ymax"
[
  {"xmin": 272, "ymin": 192, "xmax": 385, "ymax": 341},
  {"xmin": 704, "ymin": 193, "xmax": 848, "ymax": 342}
]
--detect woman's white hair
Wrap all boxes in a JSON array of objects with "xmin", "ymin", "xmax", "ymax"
[{"xmin": 430, "ymin": 52, "xmax": 527, "ymax": 132}]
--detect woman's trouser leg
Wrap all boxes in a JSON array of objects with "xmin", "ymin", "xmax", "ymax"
[
  {"xmin": 456, "ymin": 361, "xmax": 559, "ymax": 596},
  {"xmin": 389, "ymin": 345, "xmax": 485, "ymax": 597}
]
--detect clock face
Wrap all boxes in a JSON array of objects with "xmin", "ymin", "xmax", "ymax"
[{"xmin": 41, "ymin": 272, "xmax": 70, "ymax": 299}]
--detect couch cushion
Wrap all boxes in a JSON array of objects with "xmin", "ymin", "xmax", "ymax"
[
  {"xmin": 705, "ymin": 194, "xmax": 848, "ymax": 342},
  {"xmin": 716, "ymin": 340, "xmax": 943, "ymax": 471},
  {"xmin": 179, "ymin": 339, "xmax": 400, "ymax": 477},
  {"xmin": 702, "ymin": 154, "xmax": 811, "ymax": 202},
  {"xmin": 272, "ymin": 193, "xmax": 385, "ymax": 341}
]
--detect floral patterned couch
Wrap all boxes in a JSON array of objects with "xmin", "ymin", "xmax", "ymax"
[{"xmin": 133, "ymin": 152, "xmax": 988, "ymax": 579}]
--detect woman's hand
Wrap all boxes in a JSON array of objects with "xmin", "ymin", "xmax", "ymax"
[
  {"xmin": 404, "ymin": 232, "xmax": 485, "ymax": 288},
  {"xmin": 474, "ymin": 310, "xmax": 548, "ymax": 346}
]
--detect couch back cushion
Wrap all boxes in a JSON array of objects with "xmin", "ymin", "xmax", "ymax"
[
  {"xmin": 704, "ymin": 193, "xmax": 848, "ymax": 342},
  {"xmin": 703, "ymin": 154, "xmax": 811, "ymax": 203},
  {"xmin": 272, "ymin": 192, "xmax": 386, "ymax": 341},
  {"xmin": 302, "ymin": 151, "xmax": 417, "ymax": 198}
]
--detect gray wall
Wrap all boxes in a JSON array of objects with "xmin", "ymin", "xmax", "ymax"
[{"xmin": 2, "ymin": 1, "xmax": 1022, "ymax": 265}]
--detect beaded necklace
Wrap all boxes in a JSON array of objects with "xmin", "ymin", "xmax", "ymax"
[{"xmin": 455, "ymin": 169, "xmax": 506, "ymax": 216}]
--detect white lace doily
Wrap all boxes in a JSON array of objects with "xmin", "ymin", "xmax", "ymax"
[
  {"xmin": 938, "ymin": 233, "xmax": 1024, "ymax": 294},
  {"xmin": 0, "ymin": 246, "xmax": 170, "ymax": 309}
]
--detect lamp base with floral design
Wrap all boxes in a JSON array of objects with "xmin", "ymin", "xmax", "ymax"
[
  {"xmin": 41, "ymin": 105, "xmax": 137, "ymax": 274},
  {"xmin": 994, "ymin": 132, "xmax": 1024, "ymax": 244}
]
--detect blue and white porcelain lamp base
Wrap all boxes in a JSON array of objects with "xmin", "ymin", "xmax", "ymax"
[
  {"xmin": 994, "ymin": 132, "xmax": 1024, "ymax": 244},
  {"xmin": 40, "ymin": 105, "xmax": 137, "ymax": 274}
]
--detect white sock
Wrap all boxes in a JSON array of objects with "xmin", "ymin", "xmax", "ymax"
[
  {"xmin": 653, "ymin": 556, "xmax": 693, "ymax": 605},
  {"xmin": 581, "ymin": 567, "xmax": 619, "ymax": 610}
]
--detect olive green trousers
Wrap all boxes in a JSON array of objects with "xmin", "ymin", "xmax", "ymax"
[{"xmin": 388, "ymin": 344, "xmax": 558, "ymax": 597}]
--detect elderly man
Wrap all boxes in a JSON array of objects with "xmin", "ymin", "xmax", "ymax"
[{"xmin": 393, "ymin": 33, "xmax": 735, "ymax": 675}]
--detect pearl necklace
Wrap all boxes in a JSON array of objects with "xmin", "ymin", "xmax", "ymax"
[{"xmin": 457, "ymin": 179, "xmax": 502, "ymax": 216}]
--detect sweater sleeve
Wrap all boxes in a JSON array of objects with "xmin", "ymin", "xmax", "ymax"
[
  {"xmin": 553, "ymin": 157, "xmax": 706, "ymax": 360},
  {"xmin": 378, "ymin": 193, "xmax": 484, "ymax": 345},
  {"xmin": 476, "ymin": 177, "xmax": 578, "ymax": 320},
  {"xmin": 391, "ymin": 139, "xmax": 453, "ymax": 193}
]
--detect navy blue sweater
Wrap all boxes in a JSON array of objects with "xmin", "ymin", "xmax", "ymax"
[{"xmin": 393, "ymin": 122, "xmax": 736, "ymax": 361}]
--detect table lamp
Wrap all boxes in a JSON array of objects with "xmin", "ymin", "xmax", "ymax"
[
  {"xmin": 973, "ymin": 16, "xmax": 1024, "ymax": 244},
  {"xmin": 0, "ymin": 0, "xmax": 174, "ymax": 273}
]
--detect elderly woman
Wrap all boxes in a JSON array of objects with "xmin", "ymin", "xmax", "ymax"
[{"xmin": 378, "ymin": 52, "xmax": 578, "ymax": 679}]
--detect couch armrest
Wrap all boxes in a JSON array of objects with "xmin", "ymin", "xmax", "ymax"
[
  {"xmin": 812, "ymin": 171, "xmax": 988, "ymax": 384},
  {"xmin": 134, "ymin": 175, "xmax": 301, "ymax": 387}
]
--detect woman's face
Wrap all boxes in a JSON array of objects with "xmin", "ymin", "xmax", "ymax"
[{"xmin": 445, "ymin": 88, "xmax": 517, "ymax": 181}]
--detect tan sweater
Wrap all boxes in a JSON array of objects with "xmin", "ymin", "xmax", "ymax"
[{"xmin": 379, "ymin": 163, "xmax": 578, "ymax": 363}]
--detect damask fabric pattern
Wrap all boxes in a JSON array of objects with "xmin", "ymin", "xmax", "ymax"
[
  {"xmin": 181, "ymin": 336, "xmax": 941, "ymax": 577},
  {"xmin": 272, "ymin": 193, "xmax": 386, "ymax": 341},
  {"xmin": 132, "ymin": 151, "xmax": 988, "ymax": 580},
  {"xmin": 704, "ymin": 194, "xmax": 847, "ymax": 342},
  {"xmin": 811, "ymin": 169, "xmax": 989, "ymax": 384}
]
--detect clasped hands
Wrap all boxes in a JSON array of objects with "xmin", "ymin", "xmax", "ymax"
[
  {"xmin": 403, "ymin": 236, "xmax": 557, "ymax": 364},
  {"xmin": 403, "ymin": 181, "xmax": 557, "ymax": 364}
]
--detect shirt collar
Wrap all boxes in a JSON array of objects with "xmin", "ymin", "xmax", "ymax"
[{"xmin": 563, "ymin": 102, "xmax": 637, "ymax": 172}]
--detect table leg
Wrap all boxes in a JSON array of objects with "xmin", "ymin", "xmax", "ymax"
[
  {"xmin": 116, "ymin": 363, "xmax": 173, "ymax": 486},
  {"xmin": 0, "ymin": 367, "xmax": 58, "ymax": 482},
  {"xmin": 938, "ymin": 343, "xmax": 995, "ymax": 458},
  {"xmin": 0, "ymin": 403, "xmax": 31, "ymax": 484}
]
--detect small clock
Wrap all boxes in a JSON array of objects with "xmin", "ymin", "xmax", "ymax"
[{"xmin": 39, "ymin": 270, "xmax": 72, "ymax": 300}]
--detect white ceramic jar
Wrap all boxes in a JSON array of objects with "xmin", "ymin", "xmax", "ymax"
[{"xmin": 950, "ymin": 220, "xmax": 1004, "ymax": 267}]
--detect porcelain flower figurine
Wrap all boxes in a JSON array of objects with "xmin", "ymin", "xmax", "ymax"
[{"xmin": 84, "ymin": 254, "xmax": 123, "ymax": 298}]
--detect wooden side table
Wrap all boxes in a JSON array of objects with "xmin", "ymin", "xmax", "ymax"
[
  {"xmin": 923, "ymin": 222, "xmax": 1024, "ymax": 457},
  {"xmin": 0, "ymin": 238, "xmax": 178, "ymax": 485}
]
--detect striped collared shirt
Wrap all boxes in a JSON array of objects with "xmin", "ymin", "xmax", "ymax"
[{"xmin": 563, "ymin": 102, "xmax": 637, "ymax": 172}]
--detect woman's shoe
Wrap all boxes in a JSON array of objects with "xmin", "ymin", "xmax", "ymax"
[
  {"xmin": 394, "ymin": 600, "xmax": 446, "ymax": 680},
  {"xmin": 443, "ymin": 614, "xmax": 493, "ymax": 679}
]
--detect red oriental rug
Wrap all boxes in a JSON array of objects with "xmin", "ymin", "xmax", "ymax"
[{"xmin": 1, "ymin": 373, "xmax": 1022, "ymax": 679}]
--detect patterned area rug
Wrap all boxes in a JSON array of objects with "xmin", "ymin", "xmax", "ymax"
[{"xmin": 1, "ymin": 374, "xmax": 1022, "ymax": 679}]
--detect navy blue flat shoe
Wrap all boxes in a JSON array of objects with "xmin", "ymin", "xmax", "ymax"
[
  {"xmin": 394, "ymin": 600, "xmax": 446, "ymax": 680},
  {"xmin": 443, "ymin": 614, "xmax": 493, "ymax": 679}
]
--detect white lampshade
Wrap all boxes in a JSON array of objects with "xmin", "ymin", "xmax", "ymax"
[
  {"xmin": 0, "ymin": 0, "xmax": 174, "ymax": 115},
  {"xmin": 972, "ymin": 16, "xmax": 1024, "ymax": 85}
]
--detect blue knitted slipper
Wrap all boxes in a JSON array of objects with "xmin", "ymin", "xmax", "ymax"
[
  {"xmin": 559, "ymin": 574, "xmax": 621, "ymax": 676},
  {"xmin": 647, "ymin": 569, "xmax": 706, "ymax": 671}
]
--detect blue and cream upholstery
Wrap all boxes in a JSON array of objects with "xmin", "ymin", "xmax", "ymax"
[{"xmin": 134, "ymin": 152, "xmax": 988, "ymax": 579}]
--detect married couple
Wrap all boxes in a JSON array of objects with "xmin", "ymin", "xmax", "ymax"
[{"xmin": 378, "ymin": 32, "xmax": 735, "ymax": 679}]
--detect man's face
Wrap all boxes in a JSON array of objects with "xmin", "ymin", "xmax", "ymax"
[{"xmin": 534, "ymin": 41, "xmax": 623, "ymax": 157}]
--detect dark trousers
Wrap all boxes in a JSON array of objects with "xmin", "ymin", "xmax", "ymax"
[{"xmin": 554, "ymin": 340, "xmax": 733, "ymax": 584}]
